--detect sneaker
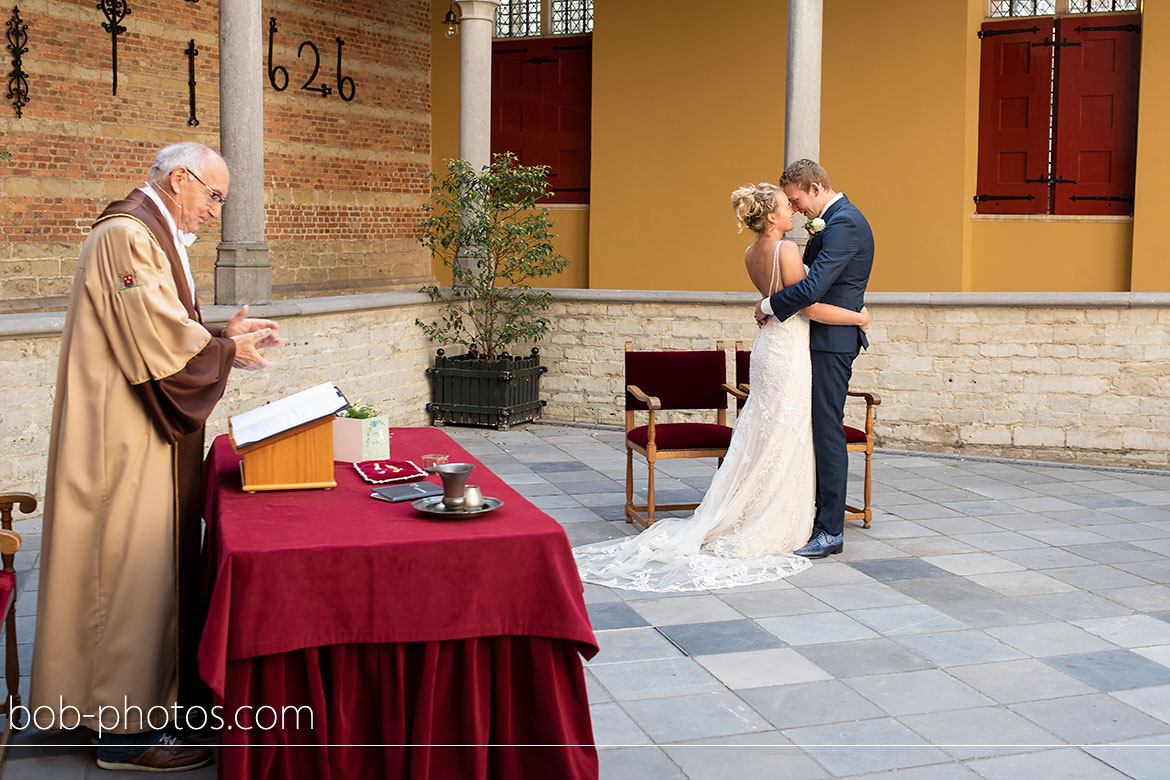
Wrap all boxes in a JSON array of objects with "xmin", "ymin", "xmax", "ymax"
[{"xmin": 96, "ymin": 733, "xmax": 213, "ymax": 773}]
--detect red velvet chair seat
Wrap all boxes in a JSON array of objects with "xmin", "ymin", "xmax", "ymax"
[
  {"xmin": 844, "ymin": 425, "xmax": 868, "ymax": 445},
  {"xmin": 0, "ymin": 571, "xmax": 13, "ymax": 617},
  {"xmin": 627, "ymin": 422, "xmax": 733, "ymax": 451}
]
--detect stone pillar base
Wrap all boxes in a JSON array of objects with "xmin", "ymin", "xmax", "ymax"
[{"xmin": 215, "ymin": 241, "xmax": 272, "ymax": 304}]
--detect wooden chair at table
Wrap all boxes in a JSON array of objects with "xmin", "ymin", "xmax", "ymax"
[
  {"xmin": 624, "ymin": 341, "xmax": 742, "ymax": 527},
  {"xmin": 733, "ymin": 341, "xmax": 881, "ymax": 528},
  {"xmin": 0, "ymin": 493, "xmax": 33, "ymax": 765}
]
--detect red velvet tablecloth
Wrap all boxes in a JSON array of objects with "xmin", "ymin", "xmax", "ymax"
[{"xmin": 198, "ymin": 429, "xmax": 599, "ymax": 780}]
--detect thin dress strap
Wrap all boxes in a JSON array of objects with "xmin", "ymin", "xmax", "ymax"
[{"xmin": 768, "ymin": 241, "xmax": 781, "ymax": 295}]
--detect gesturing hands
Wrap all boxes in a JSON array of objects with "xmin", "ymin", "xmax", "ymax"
[{"xmin": 224, "ymin": 304, "xmax": 282, "ymax": 370}]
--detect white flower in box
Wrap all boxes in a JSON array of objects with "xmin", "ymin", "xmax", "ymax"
[{"xmin": 333, "ymin": 401, "xmax": 391, "ymax": 462}]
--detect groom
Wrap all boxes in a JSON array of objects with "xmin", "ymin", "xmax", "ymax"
[{"xmin": 754, "ymin": 159, "xmax": 874, "ymax": 558}]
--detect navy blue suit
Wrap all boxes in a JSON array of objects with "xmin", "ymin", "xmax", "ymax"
[{"xmin": 767, "ymin": 194, "xmax": 874, "ymax": 537}]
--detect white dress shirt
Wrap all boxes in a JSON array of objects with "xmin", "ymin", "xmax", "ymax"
[{"xmin": 140, "ymin": 183, "xmax": 198, "ymax": 307}]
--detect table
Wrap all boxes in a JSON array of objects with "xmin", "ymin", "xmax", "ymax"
[{"xmin": 198, "ymin": 429, "xmax": 599, "ymax": 780}]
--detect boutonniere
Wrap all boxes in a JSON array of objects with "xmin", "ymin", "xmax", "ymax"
[{"xmin": 804, "ymin": 217, "xmax": 826, "ymax": 236}]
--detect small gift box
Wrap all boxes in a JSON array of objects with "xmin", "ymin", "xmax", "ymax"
[
  {"xmin": 353, "ymin": 459, "xmax": 427, "ymax": 485},
  {"xmin": 333, "ymin": 415, "xmax": 391, "ymax": 462}
]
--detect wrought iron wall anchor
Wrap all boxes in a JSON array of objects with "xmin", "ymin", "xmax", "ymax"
[
  {"xmin": 6, "ymin": 5, "xmax": 29, "ymax": 118},
  {"xmin": 185, "ymin": 38, "xmax": 198, "ymax": 126},
  {"xmin": 97, "ymin": 0, "xmax": 130, "ymax": 96}
]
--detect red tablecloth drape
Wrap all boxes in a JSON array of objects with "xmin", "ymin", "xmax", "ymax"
[{"xmin": 198, "ymin": 429, "xmax": 598, "ymax": 780}]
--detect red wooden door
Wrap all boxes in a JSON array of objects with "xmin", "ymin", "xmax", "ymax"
[
  {"xmin": 976, "ymin": 20, "xmax": 1054, "ymax": 214},
  {"xmin": 492, "ymin": 36, "xmax": 591, "ymax": 204},
  {"xmin": 1052, "ymin": 14, "xmax": 1141, "ymax": 215}
]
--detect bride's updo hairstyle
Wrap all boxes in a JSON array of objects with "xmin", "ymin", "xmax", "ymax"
[{"xmin": 731, "ymin": 183, "xmax": 780, "ymax": 234}]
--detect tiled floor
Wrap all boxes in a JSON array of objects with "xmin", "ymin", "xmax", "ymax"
[{"xmin": 4, "ymin": 422, "xmax": 1170, "ymax": 778}]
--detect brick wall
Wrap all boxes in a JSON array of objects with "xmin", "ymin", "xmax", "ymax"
[{"xmin": 0, "ymin": 0, "xmax": 432, "ymax": 313}]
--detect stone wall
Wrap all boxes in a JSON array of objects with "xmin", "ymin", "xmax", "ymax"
[
  {"xmin": 0, "ymin": 0, "xmax": 432, "ymax": 313},
  {"xmin": 536, "ymin": 291, "xmax": 1170, "ymax": 470},
  {"xmin": 2, "ymin": 290, "xmax": 1167, "ymax": 501}
]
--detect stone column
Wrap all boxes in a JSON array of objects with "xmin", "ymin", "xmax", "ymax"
[
  {"xmin": 784, "ymin": 0, "xmax": 823, "ymax": 243},
  {"xmin": 216, "ymin": 0, "xmax": 271, "ymax": 304},
  {"xmin": 455, "ymin": 0, "xmax": 501, "ymax": 170}
]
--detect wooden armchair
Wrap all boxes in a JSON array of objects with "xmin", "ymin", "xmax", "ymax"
[
  {"xmin": 0, "ymin": 493, "xmax": 33, "ymax": 763},
  {"xmin": 733, "ymin": 342, "xmax": 881, "ymax": 528},
  {"xmin": 624, "ymin": 341, "xmax": 739, "ymax": 527}
]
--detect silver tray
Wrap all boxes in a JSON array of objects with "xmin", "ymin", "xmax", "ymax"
[{"xmin": 411, "ymin": 495, "xmax": 504, "ymax": 519}]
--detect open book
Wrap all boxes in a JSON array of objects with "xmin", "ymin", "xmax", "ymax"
[{"xmin": 230, "ymin": 381, "xmax": 349, "ymax": 449}]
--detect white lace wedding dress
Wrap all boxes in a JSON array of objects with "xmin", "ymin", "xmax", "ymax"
[{"xmin": 574, "ymin": 243, "xmax": 815, "ymax": 591}]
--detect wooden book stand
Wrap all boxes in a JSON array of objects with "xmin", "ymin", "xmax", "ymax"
[{"xmin": 231, "ymin": 415, "xmax": 337, "ymax": 493}]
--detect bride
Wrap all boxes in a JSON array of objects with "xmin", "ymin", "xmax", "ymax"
[{"xmin": 573, "ymin": 183, "xmax": 870, "ymax": 592}]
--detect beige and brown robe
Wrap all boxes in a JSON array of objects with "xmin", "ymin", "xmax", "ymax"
[{"xmin": 31, "ymin": 191, "xmax": 235, "ymax": 733}]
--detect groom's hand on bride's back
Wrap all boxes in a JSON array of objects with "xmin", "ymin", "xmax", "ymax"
[{"xmin": 754, "ymin": 299, "xmax": 769, "ymax": 327}]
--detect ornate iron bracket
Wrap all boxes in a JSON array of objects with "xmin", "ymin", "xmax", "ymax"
[
  {"xmin": 185, "ymin": 38, "xmax": 198, "ymax": 126},
  {"xmin": 6, "ymin": 5, "xmax": 29, "ymax": 118},
  {"xmin": 96, "ymin": 0, "xmax": 130, "ymax": 96}
]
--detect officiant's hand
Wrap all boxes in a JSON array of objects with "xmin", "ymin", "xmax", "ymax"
[
  {"xmin": 223, "ymin": 304, "xmax": 283, "ymax": 348},
  {"xmin": 231, "ymin": 328, "xmax": 275, "ymax": 370}
]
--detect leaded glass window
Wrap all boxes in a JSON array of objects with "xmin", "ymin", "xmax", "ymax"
[
  {"xmin": 1067, "ymin": 0, "xmax": 1138, "ymax": 12},
  {"xmin": 551, "ymin": 0, "xmax": 593, "ymax": 35},
  {"xmin": 496, "ymin": 0, "xmax": 541, "ymax": 38},
  {"xmin": 988, "ymin": 0, "xmax": 1055, "ymax": 17}
]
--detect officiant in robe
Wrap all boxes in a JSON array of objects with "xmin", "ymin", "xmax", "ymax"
[{"xmin": 30, "ymin": 142, "xmax": 279, "ymax": 771}]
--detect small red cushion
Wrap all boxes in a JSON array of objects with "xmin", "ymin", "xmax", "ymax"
[
  {"xmin": 628, "ymin": 422, "xmax": 733, "ymax": 451},
  {"xmin": 844, "ymin": 425, "xmax": 868, "ymax": 444},
  {"xmin": 0, "ymin": 570, "xmax": 14, "ymax": 618}
]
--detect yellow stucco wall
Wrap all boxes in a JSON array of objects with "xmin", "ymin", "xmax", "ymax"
[{"xmin": 432, "ymin": 0, "xmax": 1166, "ymax": 293}]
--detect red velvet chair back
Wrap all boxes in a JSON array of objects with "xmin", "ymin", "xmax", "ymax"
[
  {"xmin": 624, "ymin": 349, "xmax": 726, "ymax": 411},
  {"xmin": 734, "ymin": 346, "xmax": 751, "ymax": 410}
]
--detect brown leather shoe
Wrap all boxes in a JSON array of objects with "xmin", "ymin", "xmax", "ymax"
[{"xmin": 96, "ymin": 734, "xmax": 213, "ymax": 773}]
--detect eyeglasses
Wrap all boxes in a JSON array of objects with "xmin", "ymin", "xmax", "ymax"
[{"xmin": 186, "ymin": 168, "xmax": 228, "ymax": 206}]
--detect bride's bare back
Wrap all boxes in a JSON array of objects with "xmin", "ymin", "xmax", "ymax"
[{"xmin": 744, "ymin": 238, "xmax": 807, "ymax": 297}]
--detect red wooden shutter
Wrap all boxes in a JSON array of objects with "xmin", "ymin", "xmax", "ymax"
[
  {"xmin": 492, "ymin": 36, "xmax": 591, "ymax": 205},
  {"xmin": 976, "ymin": 20, "xmax": 1054, "ymax": 215},
  {"xmin": 1052, "ymin": 14, "xmax": 1141, "ymax": 216}
]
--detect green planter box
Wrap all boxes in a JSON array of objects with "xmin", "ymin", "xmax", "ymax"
[{"xmin": 426, "ymin": 348, "xmax": 547, "ymax": 430}]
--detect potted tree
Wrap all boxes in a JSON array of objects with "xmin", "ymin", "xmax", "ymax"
[{"xmin": 416, "ymin": 153, "xmax": 568, "ymax": 430}]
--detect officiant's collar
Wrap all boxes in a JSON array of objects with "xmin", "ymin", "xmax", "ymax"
[{"xmin": 141, "ymin": 182, "xmax": 198, "ymax": 248}]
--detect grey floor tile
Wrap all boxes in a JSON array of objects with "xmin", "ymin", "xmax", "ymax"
[
  {"xmin": 885, "ymin": 577, "xmax": 1001, "ymax": 604},
  {"xmin": 836, "ymin": 539, "xmax": 910, "ymax": 562},
  {"xmin": 1016, "ymin": 592, "xmax": 1132, "ymax": 621},
  {"xmin": 850, "ymin": 765, "xmax": 980, "ymax": 779},
  {"xmin": 902, "ymin": 706, "xmax": 1064, "ymax": 760},
  {"xmin": 787, "ymin": 562, "xmax": 876, "ymax": 587},
  {"xmin": 695, "ymin": 648, "xmax": 832, "ymax": 690},
  {"xmin": 966, "ymin": 571, "xmax": 1079, "ymax": 597},
  {"xmin": 979, "ymin": 513, "xmax": 1065, "ymax": 532},
  {"xmin": 1010, "ymin": 693, "xmax": 1170, "ymax": 744},
  {"xmin": 930, "ymin": 598, "xmax": 1053, "ymax": 630},
  {"xmin": 588, "ymin": 628, "xmax": 685, "ymax": 665},
  {"xmin": 892, "ymin": 630, "xmax": 1027, "ymax": 667},
  {"xmin": 847, "ymin": 558, "xmax": 953, "ymax": 581},
  {"xmin": 918, "ymin": 518, "xmax": 1006, "ymax": 535},
  {"xmin": 800, "ymin": 583, "xmax": 917, "ymax": 611},
  {"xmin": 1085, "ymin": 739, "xmax": 1170, "ymax": 780},
  {"xmin": 1043, "ymin": 565, "xmax": 1152, "ymax": 591},
  {"xmin": 993, "ymin": 547, "xmax": 1094, "ymax": 570},
  {"xmin": 589, "ymin": 657, "xmax": 725, "ymax": 702},
  {"xmin": 1019, "ymin": 527, "xmax": 1114, "ymax": 547},
  {"xmin": 715, "ymin": 589, "xmax": 830, "ymax": 619},
  {"xmin": 1108, "ymin": 684, "xmax": 1170, "ymax": 727},
  {"xmin": 590, "ymin": 703, "xmax": 654, "ymax": 747},
  {"xmin": 663, "ymin": 733, "xmax": 829, "ymax": 780},
  {"xmin": 784, "ymin": 717, "xmax": 950, "ymax": 775},
  {"xmin": 845, "ymin": 604, "xmax": 968, "ymax": 636},
  {"xmin": 950, "ymin": 532, "xmax": 1048, "ymax": 553},
  {"xmin": 844, "ymin": 669, "xmax": 994, "ymax": 716},
  {"xmin": 629, "ymin": 595, "xmax": 743, "ymax": 626},
  {"xmin": 966, "ymin": 748, "xmax": 1133, "ymax": 780},
  {"xmin": 922, "ymin": 553, "xmax": 1025, "ymax": 576},
  {"xmin": 856, "ymin": 521, "xmax": 939, "ymax": 540},
  {"xmin": 886, "ymin": 536, "xmax": 981, "ymax": 557},
  {"xmin": 584, "ymin": 666, "xmax": 612, "ymax": 703},
  {"xmin": 621, "ymin": 691, "xmax": 771, "ymax": 743},
  {"xmin": 1100, "ymin": 584, "xmax": 1170, "ymax": 612},
  {"xmin": 946, "ymin": 658, "xmax": 1096, "ymax": 704},
  {"xmin": 1115, "ymin": 559, "xmax": 1170, "ymax": 584},
  {"xmin": 584, "ymin": 583, "xmax": 623, "ymax": 604},
  {"xmin": 1043, "ymin": 650, "xmax": 1170, "ymax": 691},
  {"xmin": 757, "ymin": 612, "xmax": 878, "ymax": 646},
  {"xmin": 1072, "ymin": 615, "xmax": 1170, "ymax": 649},
  {"xmin": 795, "ymin": 638, "xmax": 933, "ymax": 678},
  {"xmin": 588, "ymin": 602, "xmax": 651, "ymax": 630},
  {"xmin": 985, "ymin": 622, "xmax": 1117, "ymax": 657},
  {"xmin": 658, "ymin": 620, "xmax": 785, "ymax": 656},
  {"xmin": 739, "ymin": 680, "xmax": 885, "ymax": 730}
]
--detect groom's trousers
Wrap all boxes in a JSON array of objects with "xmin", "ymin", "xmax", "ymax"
[{"xmin": 811, "ymin": 349, "xmax": 859, "ymax": 537}]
